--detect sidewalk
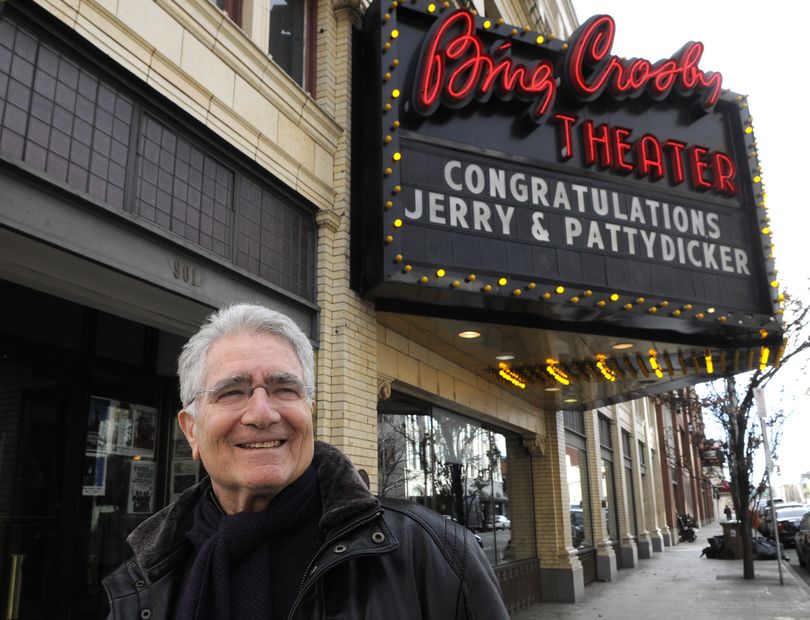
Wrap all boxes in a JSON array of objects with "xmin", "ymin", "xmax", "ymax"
[{"xmin": 511, "ymin": 521, "xmax": 810, "ymax": 620}]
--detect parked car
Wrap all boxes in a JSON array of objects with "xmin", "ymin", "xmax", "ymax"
[
  {"xmin": 758, "ymin": 501, "xmax": 803, "ymax": 537},
  {"xmin": 768, "ymin": 505, "xmax": 808, "ymax": 545},
  {"xmin": 570, "ymin": 506, "xmax": 585, "ymax": 548},
  {"xmin": 794, "ymin": 510, "xmax": 810, "ymax": 569},
  {"xmin": 494, "ymin": 515, "xmax": 511, "ymax": 530}
]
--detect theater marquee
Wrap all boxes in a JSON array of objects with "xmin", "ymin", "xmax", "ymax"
[{"xmin": 355, "ymin": 2, "xmax": 782, "ymax": 352}]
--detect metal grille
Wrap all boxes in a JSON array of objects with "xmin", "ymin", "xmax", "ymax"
[
  {"xmin": 0, "ymin": 16, "xmax": 131, "ymax": 207},
  {"xmin": 237, "ymin": 177, "xmax": 314, "ymax": 299},
  {"xmin": 134, "ymin": 115, "xmax": 233, "ymax": 258}
]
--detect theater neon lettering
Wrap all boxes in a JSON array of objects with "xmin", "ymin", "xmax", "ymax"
[
  {"xmin": 553, "ymin": 114, "xmax": 737, "ymax": 196},
  {"xmin": 562, "ymin": 14, "xmax": 723, "ymax": 112},
  {"xmin": 412, "ymin": 9, "xmax": 557, "ymax": 123},
  {"xmin": 411, "ymin": 10, "xmax": 724, "ymax": 121}
]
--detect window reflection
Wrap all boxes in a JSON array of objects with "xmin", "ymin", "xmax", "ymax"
[
  {"xmin": 565, "ymin": 446, "xmax": 593, "ymax": 549},
  {"xmin": 269, "ymin": 0, "xmax": 306, "ymax": 86},
  {"xmin": 601, "ymin": 460, "xmax": 619, "ymax": 542},
  {"xmin": 378, "ymin": 399, "xmax": 534, "ymax": 566}
]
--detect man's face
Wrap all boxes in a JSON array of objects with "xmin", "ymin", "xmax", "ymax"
[{"xmin": 178, "ymin": 332, "xmax": 314, "ymax": 513}]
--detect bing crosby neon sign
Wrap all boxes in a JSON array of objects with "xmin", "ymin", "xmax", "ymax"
[{"xmin": 411, "ymin": 11, "xmax": 736, "ymax": 196}]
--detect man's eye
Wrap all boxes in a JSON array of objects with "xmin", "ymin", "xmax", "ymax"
[
  {"xmin": 275, "ymin": 386, "xmax": 302, "ymax": 400},
  {"xmin": 216, "ymin": 389, "xmax": 247, "ymax": 402}
]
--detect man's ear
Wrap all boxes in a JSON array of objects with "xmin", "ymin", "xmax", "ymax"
[{"xmin": 178, "ymin": 410, "xmax": 201, "ymax": 461}]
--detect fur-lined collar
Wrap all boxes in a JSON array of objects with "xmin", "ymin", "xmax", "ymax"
[{"xmin": 127, "ymin": 441, "xmax": 380, "ymax": 576}]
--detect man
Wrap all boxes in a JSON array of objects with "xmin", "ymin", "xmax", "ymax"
[{"xmin": 103, "ymin": 304, "xmax": 509, "ymax": 619}]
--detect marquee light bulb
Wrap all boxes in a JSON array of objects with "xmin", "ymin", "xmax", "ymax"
[
  {"xmin": 536, "ymin": 35, "xmax": 544, "ymax": 44},
  {"xmin": 610, "ymin": 293, "xmax": 619, "ymax": 301},
  {"xmin": 556, "ymin": 286, "xmax": 565, "ymax": 294},
  {"xmin": 393, "ymin": 218, "xmax": 403, "ymax": 227},
  {"xmin": 390, "ymin": 29, "xmax": 399, "ymax": 39},
  {"xmin": 483, "ymin": 284, "xmax": 492, "ymax": 292},
  {"xmin": 436, "ymin": 268, "xmax": 446, "ymax": 277},
  {"xmin": 498, "ymin": 277, "xmax": 508, "ymax": 286}
]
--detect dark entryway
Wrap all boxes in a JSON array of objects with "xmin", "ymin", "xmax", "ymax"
[{"xmin": 0, "ymin": 279, "xmax": 185, "ymax": 618}]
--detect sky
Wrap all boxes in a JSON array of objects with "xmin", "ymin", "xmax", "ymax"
[{"xmin": 572, "ymin": 0, "xmax": 810, "ymax": 490}]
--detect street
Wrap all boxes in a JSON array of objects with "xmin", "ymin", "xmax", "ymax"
[{"xmin": 783, "ymin": 546, "xmax": 810, "ymax": 588}]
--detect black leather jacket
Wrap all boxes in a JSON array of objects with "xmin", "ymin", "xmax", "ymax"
[{"xmin": 103, "ymin": 442, "xmax": 509, "ymax": 620}]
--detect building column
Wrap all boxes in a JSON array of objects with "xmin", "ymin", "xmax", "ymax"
[
  {"xmin": 629, "ymin": 400, "xmax": 653, "ymax": 559},
  {"xmin": 314, "ymin": 0, "xmax": 380, "ymax": 482},
  {"xmin": 610, "ymin": 406, "xmax": 638, "ymax": 569},
  {"xmin": 584, "ymin": 409, "xmax": 617, "ymax": 582},
  {"xmin": 653, "ymin": 399, "xmax": 675, "ymax": 546},
  {"xmin": 531, "ymin": 411, "xmax": 584, "ymax": 603}
]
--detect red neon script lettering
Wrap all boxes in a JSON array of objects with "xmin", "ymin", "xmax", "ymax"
[
  {"xmin": 562, "ymin": 15, "xmax": 723, "ymax": 112},
  {"xmin": 413, "ymin": 10, "xmax": 557, "ymax": 123}
]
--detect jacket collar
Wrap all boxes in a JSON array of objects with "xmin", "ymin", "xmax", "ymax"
[{"xmin": 127, "ymin": 441, "xmax": 380, "ymax": 575}]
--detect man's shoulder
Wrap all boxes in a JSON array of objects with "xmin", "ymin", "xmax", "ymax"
[{"xmin": 378, "ymin": 498, "xmax": 481, "ymax": 558}]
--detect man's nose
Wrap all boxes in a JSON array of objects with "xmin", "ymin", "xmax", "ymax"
[{"xmin": 240, "ymin": 386, "xmax": 282, "ymax": 427}]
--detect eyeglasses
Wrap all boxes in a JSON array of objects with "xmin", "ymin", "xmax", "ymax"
[{"xmin": 189, "ymin": 379, "xmax": 315, "ymax": 410}]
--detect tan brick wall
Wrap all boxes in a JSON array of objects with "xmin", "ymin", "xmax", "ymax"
[
  {"xmin": 376, "ymin": 326, "xmax": 544, "ymax": 439},
  {"xmin": 313, "ymin": 1, "xmax": 380, "ymax": 483},
  {"xmin": 532, "ymin": 411, "xmax": 580, "ymax": 570}
]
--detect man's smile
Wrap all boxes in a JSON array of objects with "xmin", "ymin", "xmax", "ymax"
[{"xmin": 237, "ymin": 440, "xmax": 285, "ymax": 449}]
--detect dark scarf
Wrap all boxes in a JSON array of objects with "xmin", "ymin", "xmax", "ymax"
[{"xmin": 174, "ymin": 464, "xmax": 323, "ymax": 620}]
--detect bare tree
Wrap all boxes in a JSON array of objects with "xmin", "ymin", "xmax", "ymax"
[{"xmin": 667, "ymin": 291, "xmax": 809, "ymax": 578}]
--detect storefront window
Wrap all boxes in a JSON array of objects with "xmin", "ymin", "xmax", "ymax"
[
  {"xmin": 565, "ymin": 445, "xmax": 593, "ymax": 549},
  {"xmin": 378, "ymin": 396, "xmax": 535, "ymax": 566}
]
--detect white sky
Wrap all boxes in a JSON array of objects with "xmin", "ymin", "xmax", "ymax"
[{"xmin": 572, "ymin": 0, "xmax": 810, "ymax": 489}]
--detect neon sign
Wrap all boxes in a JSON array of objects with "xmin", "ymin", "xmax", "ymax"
[
  {"xmin": 412, "ymin": 10, "xmax": 724, "ymax": 124},
  {"xmin": 562, "ymin": 15, "xmax": 722, "ymax": 112},
  {"xmin": 413, "ymin": 10, "xmax": 557, "ymax": 123}
]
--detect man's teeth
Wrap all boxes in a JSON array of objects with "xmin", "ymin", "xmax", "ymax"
[{"xmin": 239, "ymin": 440, "xmax": 283, "ymax": 448}]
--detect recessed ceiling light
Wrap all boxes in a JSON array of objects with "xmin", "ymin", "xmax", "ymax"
[
  {"xmin": 611, "ymin": 342, "xmax": 634, "ymax": 350},
  {"xmin": 563, "ymin": 398, "xmax": 578, "ymax": 403},
  {"xmin": 458, "ymin": 330, "xmax": 481, "ymax": 339},
  {"xmin": 544, "ymin": 386, "xmax": 561, "ymax": 392},
  {"xmin": 495, "ymin": 354, "xmax": 515, "ymax": 361}
]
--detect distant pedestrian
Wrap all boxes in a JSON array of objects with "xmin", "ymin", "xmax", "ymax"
[{"xmin": 724, "ymin": 504, "xmax": 733, "ymax": 521}]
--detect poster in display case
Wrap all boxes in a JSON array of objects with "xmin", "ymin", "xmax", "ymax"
[
  {"xmin": 86, "ymin": 397, "xmax": 157, "ymax": 457},
  {"xmin": 127, "ymin": 460, "xmax": 155, "ymax": 514},
  {"xmin": 82, "ymin": 455, "xmax": 107, "ymax": 496}
]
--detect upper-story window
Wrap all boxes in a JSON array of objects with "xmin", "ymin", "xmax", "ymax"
[
  {"xmin": 209, "ymin": 0, "xmax": 309, "ymax": 89},
  {"xmin": 210, "ymin": 0, "xmax": 243, "ymax": 27},
  {"xmin": 269, "ymin": 0, "xmax": 306, "ymax": 86}
]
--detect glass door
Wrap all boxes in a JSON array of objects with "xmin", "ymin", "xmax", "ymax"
[
  {"xmin": 71, "ymin": 373, "xmax": 171, "ymax": 618},
  {"xmin": 0, "ymin": 363, "xmax": 70, "ymax": 619}
]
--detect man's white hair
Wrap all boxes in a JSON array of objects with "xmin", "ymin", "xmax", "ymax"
[{"xmin": 177, "ymin": 304, "xmax": 314, "ymax": 416}]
